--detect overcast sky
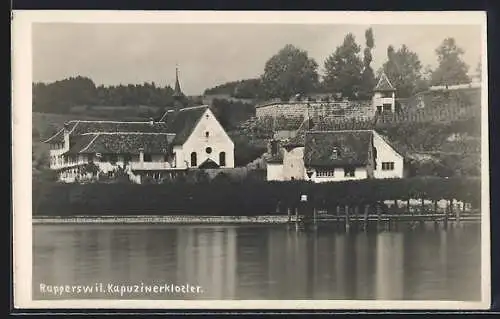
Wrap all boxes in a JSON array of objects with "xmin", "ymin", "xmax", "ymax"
[{"xmin": 32, "ymin": 23, "xmax": 482, "ymax": 95}]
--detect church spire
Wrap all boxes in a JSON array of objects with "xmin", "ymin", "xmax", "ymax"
[{"xmin": 173, "ymin": 66, "xmax": 183, "ymax": 98}]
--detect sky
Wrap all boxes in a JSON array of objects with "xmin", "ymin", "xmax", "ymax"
[{"xmin": 32, "ymin": 23, "xmax": 483, "ymax": 96}]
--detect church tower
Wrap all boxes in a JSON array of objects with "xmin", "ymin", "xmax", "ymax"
[{"xmin": 172, "ymin": 67, "xmax": 185, "ymax": 109}]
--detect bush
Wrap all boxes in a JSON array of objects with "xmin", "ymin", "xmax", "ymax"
[{"xmin": 33, "ymin": 176, "xmax": 481, "ymax": 216}]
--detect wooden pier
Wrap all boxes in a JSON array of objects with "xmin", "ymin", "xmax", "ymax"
[{"xmin": 287, "ymin": 201, "xmax": 481, "ymax": 230}]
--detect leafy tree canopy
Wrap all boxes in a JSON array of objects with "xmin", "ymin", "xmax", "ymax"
[
  {"xmin": 431, "ymin": 37, "xmax": 470, "ymax": 86},
  {"xmin": 261, "ymin": 44, "xmax": 319, "ymax": 101},
  {"xmin": 323, "ymin": 33, "xmax": 364, "ymax": 99}
]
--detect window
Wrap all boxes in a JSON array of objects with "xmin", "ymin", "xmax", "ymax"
[
  {"xmin": 382, "ymin": 104, "xmax": 392, "ymax": 112},
  {"xmin": 376, "ymin": 105, "xmax": 382, "ymax": 113},
  {"xmin": 205, "ymin": 131, "xmax": 210, "ymax": 138},
  {"xmin": 206, "ymin": 147, "xmax": 212, "ymax": 154},
  {"xmin": 316, "ymin": 170, "xmax": 335, "ymax": 177},
  {"xmin": 190, "ymin": 152, "xmax": 197, "ymax": 167},
  {"xmin": 382, "ymin": 162, "xmax": 395, "ymax": 171},
  {"xmin": 219, "ymin": 152, "xmax": 226, "ymax": 166},
  {"xmin": 344, "ymin": 167, "xmax": 355, "ymax": 177},
  {"xmin": 144, "ymin": 154, "xmax": 152, "ymax": 162}
]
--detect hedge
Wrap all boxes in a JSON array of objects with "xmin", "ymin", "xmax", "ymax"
[{"xmin": 32, "ymin": 176, "xmax": 482, "ymax": 216}]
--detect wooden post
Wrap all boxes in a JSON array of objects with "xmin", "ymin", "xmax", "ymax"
[
  {"xmin": 354, "ymin": 205, "xmax": 359, "ymax": 228},
  {"xmin": 393, "ymin": 200, "xmax": 399, "ymax": 230},
  {"xmin": 407, "ymin": 198, "xmax": 411, "ymax": 214},
  {"xmin": 313, "ymin": 207, "xmax": 318, "ymax": 230},
  {"xmin": 295, "ymin": 207, "xmax": 299, "ymax": 223},
  {"xmin": 363, "ymin": 204, "xmax": 369, "ymax": 230},
  {"xmin": 287, "ymin": 208, "xmax": 291, "ymax": 223},
  {"xmin": 345, "ymin": 204, "xmax": 350, "ymax": 232},
  {"xmin": 455, "ymin": 200, "xmax": 461, "ymax": 226},
  {"xmin": 443, "ymin": 200, "xmax": 449, "ymax": 230},
  {"xmin": 336, "ymin": 205, "xmax": 340, "ymax": 223},
  {"xmin": 377, "ymin": 203, "xmax": 381, "ymax": 223}
]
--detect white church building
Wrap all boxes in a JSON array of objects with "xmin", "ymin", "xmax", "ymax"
[{"xmin": 43, "ymin": 71, "xmax": 234, "ymax": 184}]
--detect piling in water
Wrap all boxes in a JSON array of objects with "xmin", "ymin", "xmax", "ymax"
[
  {"xmin": 363, "ymin": 204, "xmax": 369, "ymax": 230},
  {"xmin": 345, "ymin": 204, "xmax": 350, "ymax": 232}
]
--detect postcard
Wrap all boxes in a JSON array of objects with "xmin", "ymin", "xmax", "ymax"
[{"xmin": 12, "ymin": 10, "xmax": 490, "ymax": 310}]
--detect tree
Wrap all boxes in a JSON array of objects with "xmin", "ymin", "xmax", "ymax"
[
  {"xmin": 358, "ymin": 28, "xmax": 377, "ymax": 100},
  {"xmin": 323, "ymin": 33, "xmax": 364, "ymax": 99},
  {"xmin": 261, "ymin": 44, "xmax": 319, "ymax": 101},
  {"xmin": 431, "ymin": 37, "xmax": 470, "ymax": 86},
  {"xmin": 382, "ymin": 44, "xmax": 424, "ymax": 98}
]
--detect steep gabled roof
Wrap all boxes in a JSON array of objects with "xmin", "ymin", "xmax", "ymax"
[
  {"xmin": 165, "ymin": 105, "xmax": 209, "ymax": 146},
  {"xmin": 303, "ymin": 130, "xmax": 373, "ymax": 167},
  {"xmin": 65, "ymin": 133, "xmax": 175, "ymax": 155},
  {"xmin": 374, "ymin": 72, "xmax": 396, "ymax": 92}
]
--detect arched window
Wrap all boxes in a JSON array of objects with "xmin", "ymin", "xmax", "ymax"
[
  {"xmin": 190, "ymin": 152, "xmax": 197, "ymax": 167},
  {"xmin": 219, "ymin": 152, "xmax": 226, "ymax": 167}
]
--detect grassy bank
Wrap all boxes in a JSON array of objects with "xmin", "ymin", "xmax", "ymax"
[{"xmin": 33, "ymin": 177, "xmax": 481, "ymax": 217}]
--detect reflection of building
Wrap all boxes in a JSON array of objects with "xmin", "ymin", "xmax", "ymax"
[
  {"xmin": 375, "ymin": 232, "xmax": 404, "ymax": 300},
  {"xmin": 355, "ymin": 232, "xmax": 373, "ymax": 299},
  {"xmin": 176, "ymin": 227, "xmax": 237, "ymax": 299},
  {"xmin": 267, "ymin": 229, "xmax": 287, "ymax": 297}
]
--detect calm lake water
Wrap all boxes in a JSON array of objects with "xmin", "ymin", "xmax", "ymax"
[{"xmin": 33, "ymin": 222, "xmax": 481, "ymax": 301}]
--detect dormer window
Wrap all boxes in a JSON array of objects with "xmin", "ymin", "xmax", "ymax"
[{"xmin": 205, "ymin": 131, "xmax": 209, "ymax": 138}]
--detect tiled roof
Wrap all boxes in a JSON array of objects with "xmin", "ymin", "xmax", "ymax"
[
  {"xmin": 66, "ymin": 133, "xmax": 175, "ymax": 154},
  {"xmin": 43, "ymin": 120, "xmax": 171, "ymax": 144},
  {"xmin": 66, "ymin": 133, "xmax": 99, "ymax": 154},
  {"xmin": 303, "ymin": 130, "xmax": 373, "ymax": 167},
  {"xmin": 374, "ymin": 72, "xmax": 396, "ymax": 92},
  {"xmin": 165, "ymin": 105, "xmax": 209, "ymax": 145},
  {"xmin": 42, "ymin": 128, "xmax": 65, "ymax": 144}
]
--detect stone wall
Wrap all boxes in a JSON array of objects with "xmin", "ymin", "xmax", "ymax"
[{"xmin": 255, "ymin": 100, "xmax": 375, "ymax": 122}]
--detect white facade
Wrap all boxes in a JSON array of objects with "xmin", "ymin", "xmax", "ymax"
[
  {"xmin": 174, "ymin": 108, "xmax": 234, "ymax": 169},
  {"xmin": 282, "ymin": 147, "xmax": 305, "ymax": 181},
  {"xmin": 306, "ymin": 167, "xmax": 368, "ymax": 183},
  {"xmin": 372, "ymin": 91, "xmax": 396, "ymax": 113},
  {"xmin": 372, "ymin": 131, "xmax": 405, "ymax": 179},
  {"xmin": 266, "ymin": 162, "xmax": 284, "ymax": 181}
]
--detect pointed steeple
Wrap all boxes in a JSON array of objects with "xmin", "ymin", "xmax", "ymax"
[{"xmin": 173, "ymin": 67, "xmax": 183, "ymax": 98}]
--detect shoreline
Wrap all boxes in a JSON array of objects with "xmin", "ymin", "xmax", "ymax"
[{"xmin": 32, "ymin": 215, "xmax": 295, "ymax": 225}]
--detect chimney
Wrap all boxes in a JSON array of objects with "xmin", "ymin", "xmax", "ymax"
[{"xmin": 63, "ymin": 122, "xmax": 70, "ymax": 150}]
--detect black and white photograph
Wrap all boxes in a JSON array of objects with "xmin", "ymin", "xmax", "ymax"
[{"xmin": 12, "ymin": 11, "xmax": 490, "ymax": 309}]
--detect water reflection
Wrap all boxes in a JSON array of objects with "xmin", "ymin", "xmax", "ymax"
[{"xmin": 33, "ymin": 223, "xmax": 481, "ymax": 300}]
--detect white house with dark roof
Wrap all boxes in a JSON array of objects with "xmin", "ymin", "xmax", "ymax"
[
  {"xmin": 43, "ymin": 105, "xmax": 234, "ymax": 183},
  {"xmin": 266, "ymin": 130, "xmax": 405, "ymax": 183}
]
